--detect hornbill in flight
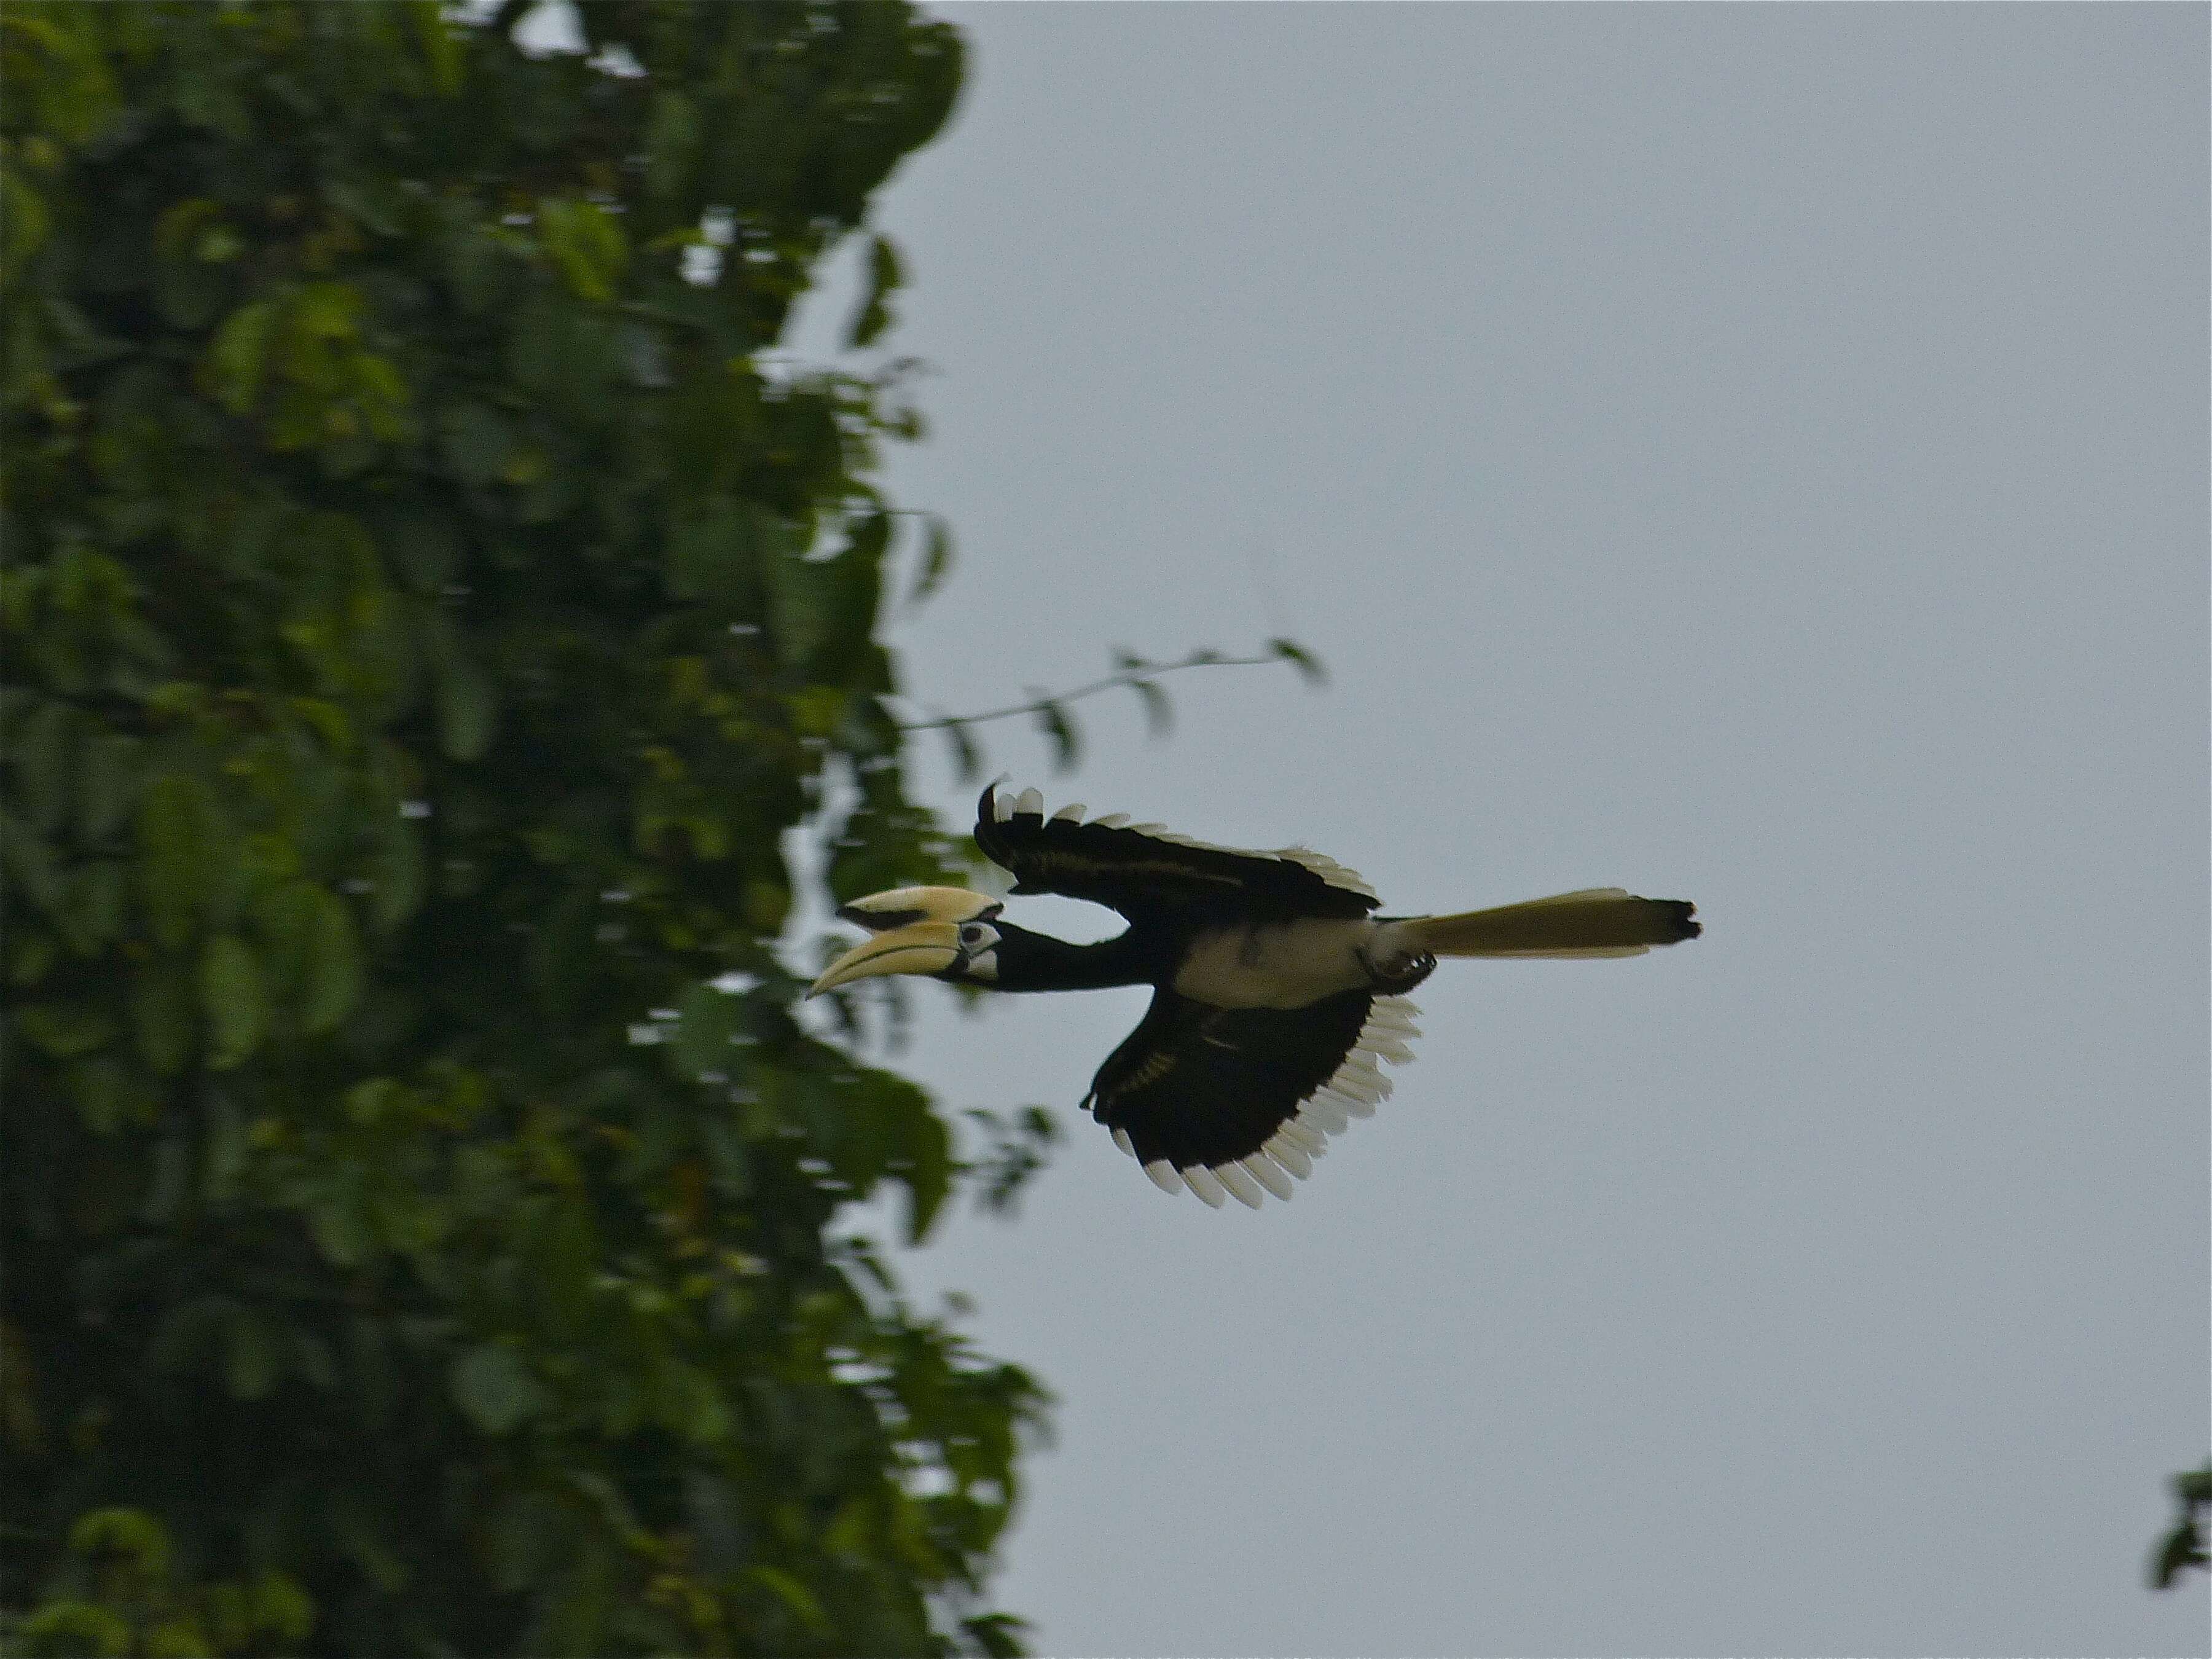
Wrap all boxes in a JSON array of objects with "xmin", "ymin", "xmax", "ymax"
[{"xmin": 810, "ymin": 784, "xmax": 1700, "ymax": 1209}]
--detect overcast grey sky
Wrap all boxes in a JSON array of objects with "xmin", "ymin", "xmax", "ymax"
[{"xmin": 783, "ymin": 5, "xmax": 2208, "ymax": 1653}]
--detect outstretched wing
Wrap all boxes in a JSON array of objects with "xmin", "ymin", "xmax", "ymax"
[
  {"xmin": 1084, "ymin": 986, "xmax": 1422, "ymax": 1209},
  {"xmin": 973, "ymin": 783, "xmax": 1378, "ymax": 927}
]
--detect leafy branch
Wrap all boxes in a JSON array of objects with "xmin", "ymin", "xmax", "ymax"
[
  {"xmin": 896, "ymin": 639, "xmax": 1325, "ymax": 780},
  {"xmin": 963, "ymin": 1105, "xmax": 1061, "ymax": 1217}
]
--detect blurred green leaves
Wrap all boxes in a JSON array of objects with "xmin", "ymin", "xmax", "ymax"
[
  {"xmin": 537, "ymin": 197, "xmax": 628, "ymax": 304},
  {"xmin": 848, "ymin": 233, "xmax": 904, "ymax": 350},
  {"xmin": 1, "ymin": 4, "xmax": 1049, "ymax": 1655},
  {"xmin": 7, "ymin": 1507, "xmax": 315, "ymax": 1659},
  {"xmin": 196, "ymin": 935, "xmax": 264, "ymax": 1070},
  {"xmin": 452, "ymin": 1344, "xmax": 551, "ymax": 1437}
]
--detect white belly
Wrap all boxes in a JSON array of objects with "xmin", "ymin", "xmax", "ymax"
[{"xmin": 1170, "ymin": 918, "xmax": 1377, "ymax": 1010}]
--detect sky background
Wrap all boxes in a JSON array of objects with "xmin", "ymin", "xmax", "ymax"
[{"xmin": 776, "ymin": 6, "xmax": 2208, "ymax": 1654}]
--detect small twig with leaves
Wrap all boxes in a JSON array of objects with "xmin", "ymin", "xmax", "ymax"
[
  {"xmin": 963, "ymin": 1106, "xmax": 1061, "ymax": 1217},
  {"xmin": 897, "ymin": 640, "xmax": 1324, "ymax": 779}
]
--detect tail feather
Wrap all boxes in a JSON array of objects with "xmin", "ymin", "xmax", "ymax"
[{"xmin": 1404, "ymin": 888, "xmax": 1700, "ymax": 959}]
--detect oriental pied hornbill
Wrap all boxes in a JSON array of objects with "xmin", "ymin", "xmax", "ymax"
[{"xmin": 810, "ymin": 783, "xmax": 1699, "ymax": 1209}]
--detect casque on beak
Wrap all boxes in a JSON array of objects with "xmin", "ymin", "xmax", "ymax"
[{"xmin": 807, "ymin": 887, "xmax": 1003, "ymax": 998}]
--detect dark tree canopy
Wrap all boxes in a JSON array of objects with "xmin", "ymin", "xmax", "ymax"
[{"xmin": 0, "ymin": 4, "xmax": 1054, "ymax": 1653}]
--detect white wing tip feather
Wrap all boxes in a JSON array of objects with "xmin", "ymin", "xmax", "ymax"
[
  {"xmin": 1263, "ymin": 1134, "xmax": 1313, "ymax": 1179},
  {"xmin": 1212, "ymin": 1162, "xmax": 1265, "ymax": 1209},
  {"xmin": 1181, "ymin": 997, "xmax": 1420, "ymax": 1201},
  {"xmin": 1241, "ymin": 1155, "xmax": 1294, "ymax": 1202},
  {"xmin": 1181, "ymin": 1166, "xmax": 1229, "ymax": 1208},
  {"xmin": 1137, "ymin": 994, "xmax": 1424, "ymax": 1209}
]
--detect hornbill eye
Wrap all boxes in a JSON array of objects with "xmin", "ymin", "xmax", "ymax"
[{"xmin": 958, "ymin": 923, "xmax": 996, "ymax": 950}]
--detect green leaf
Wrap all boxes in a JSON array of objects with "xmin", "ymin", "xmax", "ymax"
[
  {"xmin": 665, "ymin": 500, "xmax": 769, "ymax": 611},
  {"xmin": 1131, "ymin": 674, "xmax": 1171, "ymax": 737},
  {"xmin": 538, "ymin": 198, "xmax": 627, "ymax": 303},
  {"xmin": 222, "ymin": 1304, "xmax": 282, "ymax": 1400},
  {"xmin": 300, "ymin": 887, "xmax": 363, "ymax": 1035},
  {"xmin": 423, "ymin": 609, "xmax": 496, "ymax": 761},
  {"xmin": 2153, "ymin": 1518, "xmax": 2207, "ymax": 1589},
  {"xmin": 9, "ymin": 927, "xmax": 58, "ymax": 988},
  {"xmin": 0, "ymin": 166, "xmax": 50, "ymax": 288},
  {"xmin": 17, "ymin": 1601, "xmax": 131, "ymax": 1657},
  {"xmin": 908, "ymin": 513, "xmax": 952, "ymax": 608},
  {"xmin": 451, "ymin": 1344, "xmax": 548, "ymax": 1435},
  {"xmin": 200, "ymin": 1089, "xmax": 249, "ymax": 1203},
  {"xmin": 484, "ymin": 1494, "xmax": 565, "ymax": 1593},
  {"xmin": 376, "ymin": 498, "xmax": 461, "ymax": 594},
  {"xmin": 14, "ymin": 699, "xmax": 76, "ymax": 832},
  {"xmin": 410, "ymin": 0, "xmax": 463, "ymax": 95},
  {"xmin": 898, "ymin": 1106, "xmax": 951, "ymax": 1245},
  {"xmin": 152, "ymin": 200, "xmax": 232, "ymax": 329},
  {"xmin": 77, "ymin": 732, "xmax": 141, "ymax": 843},
  {"xmin": 437, "ymin": 401, "xmax": 519, "ymax": 488},
  {"xmin": 441, "ymin": 216, "xmax": 504, "ymax": 317},
  {"xmin": 845, "ymin": 508, "xmax": 892, "ymax": 571},
  {"xmin": 246, "ymin": 1569, "xmax": 315, "ymax": 1644},
  {"xmin": 671, "ymin": 981, "xmax": 741, "ymax": 1078},
  {"xmin": 849, "ymin": 231, "xmax": 903, "ymax": 348},
  {"xmin": 941, "ymin": 718, "xmax": 980, "ymax": 782},
  {"xmin": 765, "ymin": 531, "xmax": 876, "ymax": 672},
  {"xmin": 368, "ymin": 811, "xmax": 425, "ymax": 933},
  {"xmin": 305, "ymin": 1176, "xmax": 373, "ymax": 1268},
  {"xmin": 160, "ymin": 189, "xmax": 230, "ymax": 262},
  {"xmin": 643, "ymin": 91, "xmax": 698, "ymax": 202},
  {"xmin": 316, "ymin": 191, "xmax": 398, "ymax": 251},
  {"xmin": 15, "ymin": 999, "xmax": 119, "ymax": 1059},
  {"xmin": 1033, "ymin": 696, "xmax": 1077, "ymax": 772},
  {"xmin": 746, "ymin": 1565, "xmax": 828, "ymax": 1633},
  {"xmin": 69, "ymin": 1056, "xmax": 147, "ymax": 1133},
  {"xmin": 655, "ymin": 1358, "xmax": 729, "ymax": 1445},
  {"xmin": 2, "ymin": 810, "xmax": 65, "ymax": 920},
  {"xmin": 138, "ymin": 774, "xmax": 218, "ymax": 948},
  {"xmin": 69, "ymin": 1507, "xmax": 173, "ymax": 1579},
  {"xmin": 332, "ymin": 1494, "xmax": 411, "ymax": 1592},
  {"xmin": 205, "ymin": 297, "xmax": 278, "ymax": 415},
  {"xmin": 962, "ymin": 1612, "xmax": 1033, "ymax": 1659},
  {"xmin": 130, "ymin": 957, "xmax": 197, "ymax": 1075},
  {"xmin": 198, "ymin": 935, "xmax": 265, "ymax": 1070},
  {"xmin": 1269, "ymin": 635, "xmax": 1327, "ymax": 684},
  {"xmin": 291, "ymin": 280, "xmax": 363, "ymax": 342},
  {"xmin": 58, "ymin": 861, "xmax": 126, "ymax": 955}
]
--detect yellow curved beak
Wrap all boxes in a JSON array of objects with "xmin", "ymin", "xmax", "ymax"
[
  {"xmin": 807, "ymin": 887, "xmax": 1001, "ymax": 998},
  {"xmin": 807, "ymin": 922, "xmax": 964, "ymax": 997}
]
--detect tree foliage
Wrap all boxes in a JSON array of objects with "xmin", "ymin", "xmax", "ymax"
[{"xmin": 0, "ymin": 4, "xmax": 1060, "ymax": 1652}]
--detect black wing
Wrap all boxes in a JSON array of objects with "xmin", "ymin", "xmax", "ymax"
[
  {"xmin": 1084, "ymin": 986, "xmax": 1422, "ymax": 1208},
  {"xmin": 973, "ymin": 783, "xmax": 1378, "ymax": 928}
]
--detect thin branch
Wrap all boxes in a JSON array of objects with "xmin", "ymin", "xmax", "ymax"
[{"xmin": 892, "ymin": 651, "xmax": 1280, "ymax": 734}]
